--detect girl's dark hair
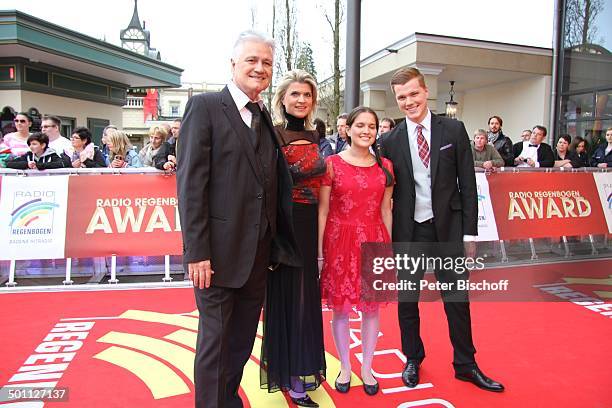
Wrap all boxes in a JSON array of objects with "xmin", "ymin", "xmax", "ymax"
[
  {"xmin": 346, "ymin": 106, "xmax": 393, "ymax": 187},
  {"xmin": 313, "ymin": 118, "xmax": 326, "ymax": 141},
  {"xmin": 73, "ymin": 126, "xmax": 92, "ymax": 145},
  {"xmin": 27, "ymin": 132, "xmax": 49, "ymax": 147},
  {"xmin": 569, "ymin": 135, "xmax": 588, "ymax": 151}
]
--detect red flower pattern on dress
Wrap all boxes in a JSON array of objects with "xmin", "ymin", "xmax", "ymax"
[{"xmin": 320, "ymin": 155, "xmax": 394, "ymax": 313}]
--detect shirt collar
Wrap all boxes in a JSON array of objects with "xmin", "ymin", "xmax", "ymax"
[
  {"xmin": 405, "ymin": 109, "xmax": 431, "ymax": 138},
  {"xmin": 227, "ymin": 80, "xmax": 263, "ymax": 111}
]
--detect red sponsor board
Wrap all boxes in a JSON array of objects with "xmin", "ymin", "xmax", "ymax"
[
  {"xmin": 487, "ymin": 172, "xmax": 607, "ymax": 240},
  {"xmin": 64, "ymin": 174, "xmax": 182, "ymax": 257}
]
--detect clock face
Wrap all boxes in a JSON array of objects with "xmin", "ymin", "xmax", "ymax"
[
  {"xmin": 123, "ymin": 28, "xmax": 144, "ymax": 40},
  {"xmin": 125, "ymin": 42, "xmax": 145, "ymax": 53}
]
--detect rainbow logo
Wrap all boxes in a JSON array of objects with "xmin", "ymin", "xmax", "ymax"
[{"xmin": 10, "ymin": 198, "xmax": 59, "ymax": 227}]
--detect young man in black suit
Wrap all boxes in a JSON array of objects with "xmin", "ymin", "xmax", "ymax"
[
  {"xmin": 380, "ymin": 67, "xmax": 504, "ymax": 392},
  {"xmin": 513, "ymin": 125, "xmax": 555, "ymax": 168},
  {"xmin": 177, "ymin": 31, "xmax": 299, "ymax": 408}
]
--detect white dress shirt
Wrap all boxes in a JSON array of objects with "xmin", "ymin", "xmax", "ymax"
[
  {"xmin": 227, "ymin": 80, "xmax": 264, "ymax": 129},
  {"xmin": 405, "ymin": 110, "xmax": 475, "ymax": 242},
  {"xmin": 516, "ymin": 141, "xmax": 541, "ymax": 167},
  {"xmin": 405, "ymin": 110, "xmax": 434, "ymax": 223}
]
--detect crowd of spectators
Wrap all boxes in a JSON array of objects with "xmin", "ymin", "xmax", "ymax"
[
  {"xmin": 0, "ymin": 113, "xmax": 180, "ymax": 171},
  {"xmin": 1, "ymin": 110, "xmax": 610, "ymax": 172},
  {"xmin": 319, "ymin": 112, "xmax": 611, "ymax": 171},
  {"xmin": 465, "ymin": 115, "xmax": 611, "ymax": 171}
]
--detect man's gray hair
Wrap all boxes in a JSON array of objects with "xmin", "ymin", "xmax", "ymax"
[
  {"xmin": 232, "ymin": 30, "xmax": 275, "ymax": 60},
  {"xmin": 474, "ymin": 128, "xmax": 487, "ymax": 137}
]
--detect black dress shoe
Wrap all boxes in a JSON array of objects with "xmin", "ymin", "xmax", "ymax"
[
  {"xmin": 290, "ymin": 395, "xmax": 319, "ymax": 407},
  {"xmin": 363, "ymin": 380, "xmax": 379, "ymax": 396},
  {"xmin": 335, "ymin": 372, "xmax": 350, "ymax": 393},
  {"xmin": 455, "ymin": 367, "xmax": 505, "ymax": 392},
  {"xmin": 402, "ymin": 360, "xmax": 420, "ymax": 388}
]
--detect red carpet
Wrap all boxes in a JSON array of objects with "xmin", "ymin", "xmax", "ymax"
[{"xmin": 0, "ymin": 260, "xmax": 610, "ymax": 407}]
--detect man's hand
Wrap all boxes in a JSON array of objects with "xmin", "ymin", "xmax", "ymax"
[
  {"xmin": 526, "ymin": 158, "xmax": 535, "ymax": 167},
  {"xmin": 163, "ymin": 161, "xmax": 175, "ymax": 171},
  {"xmin": 189, "ymin": 260, "xmax": 214, "ymax": 289},
  {"xmin": 27, "ymin": 161, "xmax": 37, "ymax": 169},
  {"xmin": 482, "ymin": 160, "xmax": 493, "ymax": 169}
]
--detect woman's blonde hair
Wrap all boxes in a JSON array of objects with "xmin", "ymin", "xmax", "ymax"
[
  {"xmin": 106, "ymin": 128, "xmax": 132, "ymax": 159},
  {"xmin": 272, "ymin": 69, "xmax": 318, "ymax": 130},
  {"xmin": 148, "ymin": 125, "xmax": 168, "ymax": 141}
]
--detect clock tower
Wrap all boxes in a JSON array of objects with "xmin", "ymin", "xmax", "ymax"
[{"xmin": 120, "ymin": 0, "xmax": 160, "ymax": 59}]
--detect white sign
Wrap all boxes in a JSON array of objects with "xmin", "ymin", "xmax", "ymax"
[
  {"xmin": 0, "ymin": 176, "xmax": 69, "ymax": 260},
  {"xmin": 475, "ymin": 172, "xmax": 499, "ymax": 241},
  {"xmin": 592, "ymin": 172, "xmax": 612, "ymax": 233}
]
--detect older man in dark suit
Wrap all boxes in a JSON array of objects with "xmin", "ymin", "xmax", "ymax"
[
  {"xmin": 380, "ymin": 67, "xmax": 504, "ymax": 392},
  {"xmin": 177, "ymin": 31, "xmax": 299, "ymax": 408}
]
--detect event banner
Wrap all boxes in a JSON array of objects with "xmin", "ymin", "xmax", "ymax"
[
  {"xmin": 593, "ymin": 172, "xmax": 612, "ymax": 233},
  {"xmin": 487, "ymin": 172, "xmax": 609, "ymax": 240},
  {"xmin": 64, "ymin": 174, "xmax": 182, "ymax": 258},
  {"xmin": 0, "ymin": 175, "xmax": 69, "ymax": 260},
  {"xmin": 475, "ymin": 173, "xmax": 500, "ymax": 241}
]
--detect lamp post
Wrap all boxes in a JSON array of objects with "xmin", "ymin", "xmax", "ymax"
[{"xmin": 445, "ymin": 81, "xmax": 458, "ymax": 119}]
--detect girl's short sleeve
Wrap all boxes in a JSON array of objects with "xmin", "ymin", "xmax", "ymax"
[
  {"xmin": 382, "ymin": 157, "xmax": 395, "ymax": 184},
  {"xmin": 321, "ymin": 156, "xmax": 335, "ymax": 186}
]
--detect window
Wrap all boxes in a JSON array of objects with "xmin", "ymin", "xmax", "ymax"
[
  {"xmin": 170, "ymin": 101, "xmax": 180, "ymax": 116},
  {"xmin": 556, "ymin": 0, "xmax": 612, "ymax": 153},
  {"xmin": 87, "ymin": 118, "xmax": 110, "ymax": 147},
  {"xmin": 58, "ymin": 116, "xmax": 76, "ymax": 138}
]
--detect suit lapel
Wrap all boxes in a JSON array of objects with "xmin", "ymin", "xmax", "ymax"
[
  {"xmin": 220, "ymin": 87, "xmax": 264, "ymax": 184},
  {"xmin": 429, "ymin": 114, "xmax": 442, "ymax": 189},
  {"xmin": 397, "ymin": 121, "xmax": 415, "ymax": 184}
]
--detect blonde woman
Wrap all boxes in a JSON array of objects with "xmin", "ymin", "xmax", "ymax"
[
  {"xmin": 106, "ymin": 128, "xmax": 142, "ymax": 168},
  {"xmin": 139, "ymin": 125, "xmax": 168, "ymax": 167},
  {"xmin": 260, "ymin": 69, "xmax": 326, "ymax": 408}
]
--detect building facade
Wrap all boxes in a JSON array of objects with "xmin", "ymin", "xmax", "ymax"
[
  {"xmin": 554, "ymin": 0, "xmax": 612, "ymax": 150},
  {"xmin": 317, "ymin": 33, "xmax": 552, "ymax": 143},
  {"xmin": 0, "ymin": 10, "xmax": 181, "ymax": 146}
]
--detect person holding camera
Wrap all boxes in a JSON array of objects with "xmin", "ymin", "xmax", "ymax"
[
  {"xmin": 105, "ymin": 128, "xmax": 142, "ymax": 168},
  {"xmin": 512, "ymin": 125, "xmax": 554, "ymax": 168}
]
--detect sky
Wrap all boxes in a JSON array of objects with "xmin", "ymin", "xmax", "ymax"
[{"xmin": 4, "ymin": 0, "xmax": 564, "ymax": 84}]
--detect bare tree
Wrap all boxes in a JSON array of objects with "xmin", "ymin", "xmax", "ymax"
[
  {"xmin": 273, "ymin": 0, "xmax": 298, "ymax": 76},
  {"xmin": 318, "ymin": 0, "xmax": 344, "ymax": 130},
  {"xmin": 564, "ymin": 0, "xmax": 604, "ymax": 49}
]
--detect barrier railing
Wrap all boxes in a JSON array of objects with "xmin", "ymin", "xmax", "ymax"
[{"xmin": 0, "ymin": 167, "xmax": 610, "ymax": 288}]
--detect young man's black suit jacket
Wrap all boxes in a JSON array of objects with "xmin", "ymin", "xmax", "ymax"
[{"xmin": 380, "ymin": 114, "xmax": 478, "ymax": 243}]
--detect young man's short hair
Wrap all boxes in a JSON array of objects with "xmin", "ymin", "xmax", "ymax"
[{"xmin": 42, "ymin": 115, "xmax": 61, "ymax": 127}]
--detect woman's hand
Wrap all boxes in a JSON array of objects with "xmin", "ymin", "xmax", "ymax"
[{"xmin": 111, "ymin": 158, "xmax": 125, "ymax": 168}]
